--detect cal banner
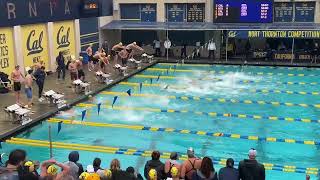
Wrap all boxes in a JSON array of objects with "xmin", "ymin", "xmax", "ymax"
[
  {"xmin": 53, "ymin": 21, "xmax": 76, "ymax": 62},
  {"xmin": 21, "ymin": 24, "xmax": 49, "ymax": 69},
  {"xmin": 0, "ymin": 27, "xmax": 15, "ymax": 75}
]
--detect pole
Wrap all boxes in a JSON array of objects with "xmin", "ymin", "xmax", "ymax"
[
  {"xmin": 48, "ymin": 125, "xmax": 53, "ymax": 158},
  {"xmin": 166, "ymin": 5, "xmax": 169, "ymax": 61},
  {"xmin": 291, "ymin": 38, "xmax": 295, "ymax": 64},
  {"xmin": 225, "ymin": 32, "xmax": 228, "ymax": 62}
]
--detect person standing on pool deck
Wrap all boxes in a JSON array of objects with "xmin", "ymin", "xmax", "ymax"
[
  {"xmin": 218, "ymin": 158, "xmax": 239, "ymax": 180},
  {"xmin": 238, "ymin": 148, "xmax": 265, "ymax": 180},
  {"xmin": 180, "ymin": 147, "xmax": 202, "ymax": 180},
  {"xmin": 11, "ymin": 65, "xmax": 24, "ymax": 105},
  {"xmin": 56, "ymin": 51, "xmax": 66, "ymax": 80},
  {"xmin": 24, "ymin": 67, "xmax": 33, "ymax": 108},
  {"xmin": 33, "ymin": 66, "xmax": 46, "ymax": 102}
]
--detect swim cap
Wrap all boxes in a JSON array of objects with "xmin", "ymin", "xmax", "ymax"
[
  {"xmin": 170, "ymin": 166, "xmax": 179, "ymax": 177},
  {"xmin": 24, "ymin": 161, "xmax": 34, "ymax": 167},
  {"xmin": 148, "ymin": 169, "xmax": 157, "ymax": 180},
  {"xmin": 79, "ymin": 172, "xmax": 90, "ymax": 180},
  {"xmin": 104, "ymin": 169, "xmax": 112, "ymax": 178},
  {"xmin": 47, "ymin": 165, "xmax": 58, "ymax": 175}
]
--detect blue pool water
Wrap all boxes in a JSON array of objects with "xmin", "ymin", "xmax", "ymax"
[{"xmin": 2, "ymin": 63, "xmax": 320, "ymax": 179}]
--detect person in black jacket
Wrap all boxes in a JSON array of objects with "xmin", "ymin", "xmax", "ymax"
[
  {"xmin": 33, "ymin": 66, "xmax": 46, "ymax": 102},
  {"xmin": 218, "ymin": 158, "xmax": 239, "ymax": 180},
  {"xmin": 144, "ymin": 151, "xmax": 165, "ymax": 180},
  {"xmin": 56, "ymin": 51, "xmax": 66, "ymax": 80},
  {"xmin": 239, "ymin": 148, "xmax": 265, "ymax": 180},
  {"xmin": 68, "ymin": 151, "xmax": 84, "ymax": 176}
]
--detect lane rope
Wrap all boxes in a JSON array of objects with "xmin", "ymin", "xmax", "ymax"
[
  {"xmin": 101, "ymin": 91, "xmax": 320, "ymax": 109},
  {"xmin": 6, "ymin": 137, "xmax": 318, "ymax": 175},
  {"xmin": 48, "ymin": 119, "xmax": 320, "ymax": 146},
  {"xmin": 146, "ymin": 68, "xmax": 320, "ymax": 77},
  {"xmin": 76, "ymin": 103, "xmax": 320, "ymax": 125},
  {"xmin": 119, "ymin": 82, "xmax": 320, "ymax": 96},
  {"xmin": 134, "ymin": 74, "xmax": 319, "ymax": 86}
]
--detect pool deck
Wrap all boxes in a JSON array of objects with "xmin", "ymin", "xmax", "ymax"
[{"xmin": 0, "ymin": 61, "xmax": 157, "ymax": 141}]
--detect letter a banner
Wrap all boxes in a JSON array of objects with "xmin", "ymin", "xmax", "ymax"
[
  {"xmin": 53, "ymin": 21, "xmax": 76, "ymax": 62},
  {"xmin": 0, "ymin": 27, "xmax": 15, "ymax": 75},
  {"xmin": 21, "ymin": 24, "xmax": 49, "ymax": 69}
]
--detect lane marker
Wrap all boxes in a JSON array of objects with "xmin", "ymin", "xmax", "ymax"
[
  {"xmin": 48, "ymin": 119, "xmax": 320, "ymax": 146},
  {"xmin": 101, "ymin": 91, "xmax": 320, "ymax": 109},
  {"xmin": 6, "ymin": 137, "xmax": 318, "ymax": 175},
  {"xmin": 146, "ymin": 68, "xmax": 320, "ymax": 77},
  {"xmin": 119, "ymin": 82, "xmax": 320, "ymax": 96},
  {"xmin": 76, "ymin": 103, "xmax": 320, "ymax": 125},
  {"xmin": 134, "ymin": 74, "xmax": 318, "ymax": 86}
]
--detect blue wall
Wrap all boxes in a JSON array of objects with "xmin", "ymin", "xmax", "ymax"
[{"xmin": 80, "ymin": 17, "xmax": 99, "ymax": 51}]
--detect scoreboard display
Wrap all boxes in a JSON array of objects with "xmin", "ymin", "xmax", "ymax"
[{"xmin": 214, "ymin": 0, "xmax": 273, "ymax": 23}]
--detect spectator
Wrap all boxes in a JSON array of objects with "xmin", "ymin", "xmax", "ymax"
[
  {"xmin": 33, "ymin": 66, "xmax": 46, "ymax": 102},
  {"xmin": 126, "ymin": 166, "xmax": 143, "ymax": 180},
  {"xmin": 164, "ymin": 152, "xmax": 181, "ymax": 178},
  {"xmin": 24, "ymin": 67, "xmax": 33, "ymax": 108},
  {"xmin": 153, "ymin": 39, "xmax": 161, "ymax": 57},
  {"xmin": 11, "ymin": 65, "xmax": 24, "ymax": 104},
  {"xmin": 218, "ymin": 158, "xmax": 239, "ymax": 180},
  {"xmin": 181, "ymin": 148, "xmax": 202, "ymax": 180},
  {"xmin": 144, "ymin": 151, "xmax": 165, "ymax": 180},
  {"xmin": 18, "ymin": 161, "xmax": 40, "ymax": 180},
  {"xmin": 56, "ymin": 51, "xmax": 66, "ymax": 80},
  {"xmin": 109, "ymin": 159, "xmax": 134, "ymax": 179},
  {"xmin": 239, "ymin": 148, "xmax": 265, "ymax": 180},
  {"xmin": 68, "ymin": 151, "xmax": 84, "ymax": 176},
  {"xmin": 192, "ymin": 157, "xmax": 217, "ymax": 180},
  {"xmin": 208, "ymin": 40, "xmax": 216, "ymax": 60},
  {"xmin": 93, "ymin": 158, "xmax": 103, "ymax": 172},
  {"xmin": 0, "ymin": 149, "xmax": 26, "ymax": 179},
  {"xmin": 40, "ymin": 159, "xmax": 70, "ymax": 179}
]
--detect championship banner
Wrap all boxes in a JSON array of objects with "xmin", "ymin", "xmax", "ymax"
[
  {"xmin": 0, "ymin": 27, "xmax": 15, "ymax": 75},
  {"xmin": 228, "ymin": 30, "xmax": 320, "ymax": 39},
  {"xmin": 21, "ymin": 24, "xmax": 49, "ymax": 69},
  {"xmin": 53, "ymin": 21, "xmax": 76, "ymax": 62}
]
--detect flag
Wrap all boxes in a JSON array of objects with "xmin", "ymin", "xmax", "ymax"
[
  {"xmin": 139, "ymin": 82, "xmax": 142, "ymax": 93},
  {"xmin": 97, "ymin": 103, "xmax": 102, "ymax": 115},
  {"xmin": 58, "ymin": 121, "xmax": 63, "ymax": 134},
  {"xmin": 112, "ymin": 96, "xmax": 118, "ymax": 108},
  {"xmin": 81, "ymin": 110, "xmax": 86, "ymax": 121},
  {"xmin": 166, "ymin": 69, "xmax": 169, "ymax": 75},
  {"xmin": 150, "ymin": 78, "xmax": 153, "ymax": 84},
  {"xmin": 126, "ymin": 89, "xmax": 132, "ymax": 96},
  {"xmin": 157, "ymin": 74, "xmax": 161, "ymax": 81}
]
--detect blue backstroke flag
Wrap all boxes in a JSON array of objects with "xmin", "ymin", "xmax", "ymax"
[
  {"xmin": 97, "ymin": 103, "xmax": 102, "ymax": 115},
  {"xmin": 81, "ymin": 110, "xmax": 87, "ymax": 121},
  {"xmin": 58, "ymin": 121, "xmax": 63, "ymax": 134},
  {"xmin": 150, "ymin": 78, "xmax": 153, "ymax": 84},
  {"xmin": 127, "ymin": 89, "xmax": 132, "ymax": 96},
  {"xmin": 112, "ymin": 96, "xmax": 118, "ymax": 108},
  {"xmin": 157, "ymin": 74, "xmax": 161, "ymax": 81},
  {"xmin": 139, "ymin": 82, "xmax": 143, "ymax": 93}
]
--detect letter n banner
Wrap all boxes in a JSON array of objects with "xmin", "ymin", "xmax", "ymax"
[
  {"xmin": 21, "ymin": 24, "xmax": 49, "ymax": 69},
  {"xmin": 53, "ymin": 21, "xmax": 76, "ymax": 62},
  {"xmin": 0, "ymin": 27, "xmax": 15, "ymax": 75}
]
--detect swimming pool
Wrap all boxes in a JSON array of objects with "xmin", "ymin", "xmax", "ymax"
[{"xmin": 3, "ymin": 63, "xmax": 320, "ymax": 179}]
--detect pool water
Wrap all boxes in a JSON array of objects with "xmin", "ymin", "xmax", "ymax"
[{"xmin": 2, "ymin": 63, "xmax": 320, "ymax": 179}]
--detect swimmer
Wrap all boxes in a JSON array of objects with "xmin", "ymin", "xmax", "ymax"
[{"xmin": 57, "ymin": 109, "xmax": 76, "ymax": 118}]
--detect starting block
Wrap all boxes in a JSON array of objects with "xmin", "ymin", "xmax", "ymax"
[
  {"xmin": 43, "ymin": 90, "xmax": 66, "ymax": 108},
  {"xmin": 73, "ymin": 79, "xmax": 91, "ymax": 95},
  {"xmin": 96, "ymin": 71, "xmax": 113, "ymax": 84},
  {"xmin": 4, "ymin": 104, "xmax": 31, "ymax": 124},
  {"xmin": 114, "ymin": 64, "xmax": 128, "ymax": 76},
  {"xmin": 128, "ymin": 58, "xmax": 142, "ymax": 69},
  {"xmin": 141, "ymin": 53, "xmax": 154, "ymax": 63}
]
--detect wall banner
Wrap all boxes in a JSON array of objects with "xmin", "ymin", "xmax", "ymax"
[
  {"xmin": 53, "ymin": 21, "xmax": 76, "ymax": 62},
  {"xmin": 21, "ymin": 24, "xmax": 49, "ymax": 69},
  {"xmin": 228, "ymin": 30, "xmax": 320, "ymax": 39},
  {"xmin": 0, "ymin": 27, "xmax": 15, "ymax": 75}
]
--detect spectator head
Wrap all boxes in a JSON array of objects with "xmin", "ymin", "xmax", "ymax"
[
  {"xmin": 68, "ymin": 151, "xmax": 80, "ymax": 163},
  {"xmin": 93, "ymin": 158, "xmax": 101, "ymax": 169},
  {"xmin": 79, "ymin": 172, "xmax": 90, "ymax": 180},
  {"xmin": 248, "ymin": 148, "xmax": 257, "ymax": 160},
  {"xmin": 187, "ymin": 147, "xmax": 195, "ymax": 158},
  {"xmin": 151, "ymin": 151, "xmax": 160, "ymax": 160},
  {"xmin": 97, "ymin": 169, "xmax": 112, "ymax": 180},
  {"xmin": 170, "ymin": 166, "xmax": 179, "ymax": 178},
  {"xmin": 126, "ymin": 166, "xmax": 135, "ymax": 174},
  {"xmin": 200, "ymin": 157, "xmax": 214, "ymax": 179},
  {"xmin": 170, "ymin": 152, "xmax": 178, "ymax": 160},
  {"xmin": 226, "ymin": 158, "xmax": 234, "ymax": 168},
  {"xmin": 110, "ymin": 159, "xmax": 120, "ymax": 171},
  {"xmin": 15, "ymin": 65, "xmax": 20, "ymax": 70},
  {"xmin": 148, "ymin": 169, "xmax": 157, "ymax": 180},
  {"xmin": 7, "ymin": 149, "xmax": 26, "ymax": 166}
]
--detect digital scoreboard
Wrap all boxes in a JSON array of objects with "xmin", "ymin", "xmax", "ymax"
[{"xmin": 214, "ymin": 0, "xmax": 273, "ymax": 23}]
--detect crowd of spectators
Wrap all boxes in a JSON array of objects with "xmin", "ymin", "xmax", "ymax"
[{"xmin": 0, "ymin": 147, "xmax": 267, "ymax": 180}]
